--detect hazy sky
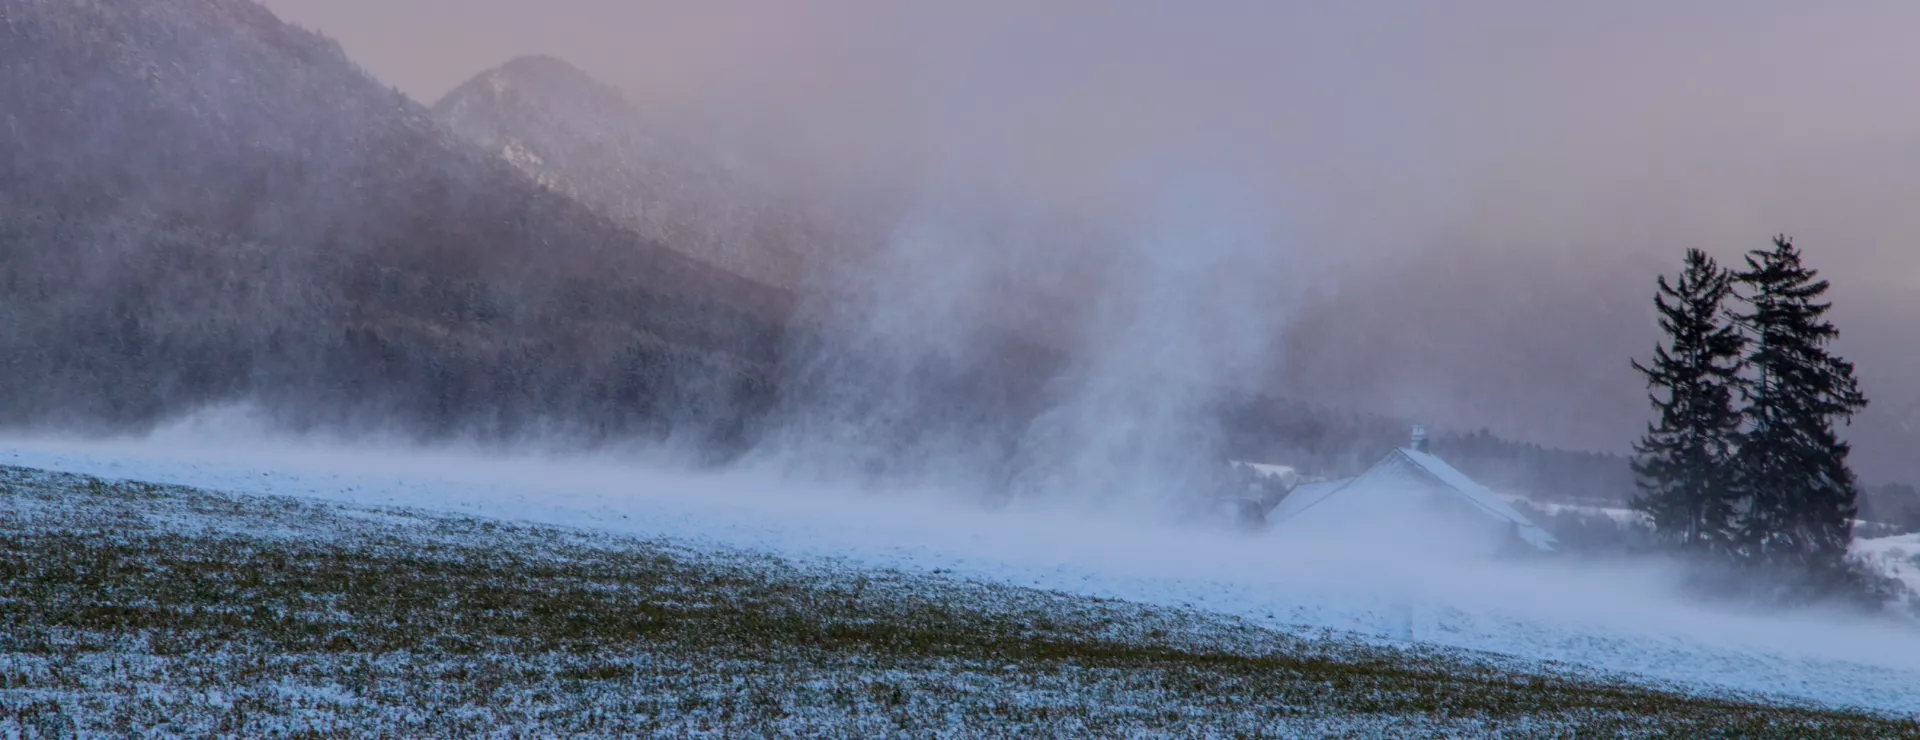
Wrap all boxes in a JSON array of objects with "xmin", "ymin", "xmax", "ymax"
[
  {"xmin": 260, "ymin": 1, "xmax": 1920, "ymax": 281},
  {"xmin": 258, "ymin": 1, "xmax": 1919, "ymax": 476}
]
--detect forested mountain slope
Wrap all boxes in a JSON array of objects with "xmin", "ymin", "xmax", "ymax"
[
  {"xmin": 0, "ymin": 0, "xmax": 789, "ymax": 447},
  {"xmin": 432, "ymin": 55, "xmax": 838, "ymax": 291}
]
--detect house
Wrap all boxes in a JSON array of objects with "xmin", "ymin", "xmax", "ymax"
[{"xmin": 1264, "ymin": 427, "xmax": 1558, "ymax": 555}]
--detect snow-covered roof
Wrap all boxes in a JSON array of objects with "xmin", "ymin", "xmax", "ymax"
[
  {"xmin": 1269, "ymin": 477, "xmax": 1353, "ymax": 521},
  {"xmin": 1396, "ymin": 448, "xmax": 1558, "ymax": 551},
  {"xmin": 1268, "ymin": 448, "xmax": 1558, "ymax": 552}
]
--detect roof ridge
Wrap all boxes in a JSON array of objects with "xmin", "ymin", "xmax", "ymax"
[{"xmin": 1397, "ymin": 447, "xmax": 1558, "ymax": 546}]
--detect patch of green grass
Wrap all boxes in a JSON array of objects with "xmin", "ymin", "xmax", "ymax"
[{"xmin": 0, "ymin": 465, "xmax": 1915, "ymax": 737}]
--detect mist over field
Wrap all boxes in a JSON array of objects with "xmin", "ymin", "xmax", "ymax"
[
  {"xmin": 10, "ymin": 421, "xmax": 1920, "ymax": 722},
  {"xmin": 4, "ymin": 1, "xmax": 1920, "ymax": 732}
]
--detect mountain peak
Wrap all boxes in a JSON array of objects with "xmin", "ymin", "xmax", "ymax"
[
  {"xmin": 495, "ymin": 54, "xmax": 590, "ymax": 82},
  {"xmin": 431, "ymin": 54, "xmax": 823, "ymax": 290},
  {"xmin": 487, "ymin": 54, "xmax": 605, "ymax": 98},
  {"xmin": 437, "ymin": 54, "xmax": 630, "ymax": 120}
]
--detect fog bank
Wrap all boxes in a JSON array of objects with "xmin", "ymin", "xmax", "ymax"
[{"xmin": 7, "ymin": 430, "xmax": 1919, "ymax": 713}]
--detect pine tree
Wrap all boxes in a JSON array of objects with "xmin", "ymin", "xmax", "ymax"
[
  {"xmin": 1631, "ymin": 249, "xmax": 1746, "ymax": 554},
  {"xmin": 1732, "ymin": 236, "xmax": 1868, "ymax": 578}
]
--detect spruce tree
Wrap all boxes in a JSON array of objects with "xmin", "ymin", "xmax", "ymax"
[
  {"xmin": 1631, "ymin": 249, "xmax": 1746, "ymax": 554},
  {"xmin": 1732, "ymin": 236, "xmax": 1868, "ymax": 578}
]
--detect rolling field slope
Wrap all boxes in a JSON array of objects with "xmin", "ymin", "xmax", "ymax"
[{"xmin": 4, "ymin": 462, "xmax": 1917, "ymax": 737}]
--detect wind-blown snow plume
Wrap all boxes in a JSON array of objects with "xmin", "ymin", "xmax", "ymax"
[
  {"xmin": 748, "ymin": 166, "xmax": 1307, "ymax": 512},
  {"xmin": 1002, "ymin": 178, "xmax": 1295, "ymax": 510}
]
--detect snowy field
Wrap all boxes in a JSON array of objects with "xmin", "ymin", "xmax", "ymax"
[
  {"xmin": 1860, "ymin": 532, "xmax": 1920, "ymax": 615},
  {"xmin": 4, "ymin": 432, "xmax": 1920, "ymax": 720}
]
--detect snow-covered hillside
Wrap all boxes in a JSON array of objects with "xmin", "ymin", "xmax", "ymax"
[
  {"xmin": 4, "ymin": 436, "xmax": 1919, "ymax": 718},
  {"xmin": 1859, "ymin": 532, "xmax": 1920, "ymax": 615}
]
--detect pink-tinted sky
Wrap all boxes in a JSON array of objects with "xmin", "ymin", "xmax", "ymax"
[
  {"xmin": 261, "ymin": 1, "xmax": 1920, "ymax": 281},
  {"xmin": 258, "ymin": 1, "xmax": 1920, "ymax": 476}
]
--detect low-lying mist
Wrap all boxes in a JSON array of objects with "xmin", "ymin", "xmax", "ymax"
[{"xmin": 7, "ymin": 424, "xmax": 1918, "ymax": 713}]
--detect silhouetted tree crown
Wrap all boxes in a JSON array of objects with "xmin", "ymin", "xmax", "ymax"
[
  {"xmin": 1731, "ymin": 236, "xmax": 1868, "ymax": 578},
  {"xmin": 1631, "ymin": 249, "xmax": 1745, "ymax": 554}
]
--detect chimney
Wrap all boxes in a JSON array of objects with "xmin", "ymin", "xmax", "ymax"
[{"xmin": 1411, "ymin": 424, "xmax": 1430, "ymax": 453}]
